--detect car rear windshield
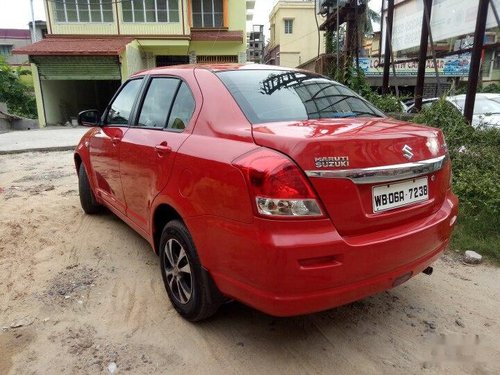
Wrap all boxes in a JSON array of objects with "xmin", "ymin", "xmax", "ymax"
[{"xmin": 216, "ymin": 70, "xmax": 385, "ymax": 124}]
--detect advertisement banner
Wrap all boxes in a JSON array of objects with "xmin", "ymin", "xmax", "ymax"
[
  {"xmin": 357, "ymin": 54, "xmax": 471, "ymax": 77},
  {"xmin": 382, "ymin": 0, "xmax": 500, "ymax": 52}
]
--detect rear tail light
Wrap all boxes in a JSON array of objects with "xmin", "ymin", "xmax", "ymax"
[{"xmin": 233, "ymin": 149, "xmax": 323, "ymax": 218}]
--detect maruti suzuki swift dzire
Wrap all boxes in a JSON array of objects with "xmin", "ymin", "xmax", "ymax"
[{"xmin": 75, "ymin": 65, "xmax": 458, "ymax": 321}]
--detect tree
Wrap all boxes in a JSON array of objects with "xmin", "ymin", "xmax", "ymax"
[
  {"xmin": 363, "ymin": 3, "xmax": 381, "ymax": 37},
  {"xmin": 0, "ymin": 57, "xmax": 37, "ymax": 118},
  {"xmin": 323, "ymin": 0, "xmax": 381, "ymax": 83}
]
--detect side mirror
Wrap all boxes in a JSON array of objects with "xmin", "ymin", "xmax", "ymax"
[{"xmin": 78, "ymin": 110, "xmax": 101, "ymax": 127}]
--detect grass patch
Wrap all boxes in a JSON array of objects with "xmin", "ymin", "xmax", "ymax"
[{"xmin": 450, "ymin": 211, "xmax": 500, "ymax": 264}]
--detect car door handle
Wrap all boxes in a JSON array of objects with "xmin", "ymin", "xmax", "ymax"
[
  {"xmin": 155, "ymin": 143, "xmax": 172, "ymax": 156},
  {"xmin": 111, "ymin": 137, "xmax": 121, "ymax": 145}
]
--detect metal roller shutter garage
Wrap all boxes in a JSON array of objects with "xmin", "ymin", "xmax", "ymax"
[{"xmin": 33, "ymin": 56, "xmax": 121, "ymax": 80}]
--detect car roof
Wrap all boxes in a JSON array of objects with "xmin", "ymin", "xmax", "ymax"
[{"xmin": 130, "ymin": 63, "xmax": 317, "ymax": 78}]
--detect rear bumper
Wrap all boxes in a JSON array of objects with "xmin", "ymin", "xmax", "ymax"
[
  {"xmin": 188, "ymin": 191, "xmax": 458, "ymax": 317},
  {"xmin": 214, "ymin": 240, "xmax": 446, "ymax": 316}
]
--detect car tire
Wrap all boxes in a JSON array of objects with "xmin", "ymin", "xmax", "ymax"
[
  {"xmin": 159, "ymin": 220, "xmax": 223, "ymax": 321},
  {"xmin": 78, "ymin": 164, "xmax": 101, "ymax": 214}
]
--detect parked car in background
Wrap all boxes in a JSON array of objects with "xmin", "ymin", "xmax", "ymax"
[
  {"xmin": 75, "ymin": 65, "xmax": 457, "ymax": 321},
  {"xmin": 406, "ymin": 93, "xmax": 500, "ymax": 128},
  {"xmin": 477, "ymin": 93, "xmax": 500, "ymax": 105}
]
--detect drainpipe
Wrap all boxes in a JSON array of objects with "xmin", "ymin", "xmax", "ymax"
[{"xmin": 115, "ymin": 0, "xmax": 121, "ymax": 34}]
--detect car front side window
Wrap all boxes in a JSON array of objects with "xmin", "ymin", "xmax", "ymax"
[{"xmin": 106, "ymin": 79, "xmax": 143, "ymax": 125}]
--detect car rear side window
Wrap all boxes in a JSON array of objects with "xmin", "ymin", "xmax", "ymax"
[
  {"xmin": 137, "ymin": 78, "xmax": 180, "ymax": 129},
  {"xmin": 106, "ymin": 78, "xmax": 143, "ymax": 125},
  {"xmin": 217, "ymin": 70, "xmax": 384, "ymax": 124},
  {"xmin": 167, "ymin": 82, "xmax": 196, "ymax": 131}
]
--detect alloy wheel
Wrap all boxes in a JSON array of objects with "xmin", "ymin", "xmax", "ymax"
[{"xmin": 163, "ymin": 238, "xmax": 193, "ymax": 305}]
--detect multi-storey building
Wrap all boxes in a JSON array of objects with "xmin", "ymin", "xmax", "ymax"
[
  {"xmin": 247, "ymin": 24, "xmax": 264, "ymax": 63},
  {"xmin": 14, "ymin": 0, "xmax": 254, "ymax": 126},
  {"xmin": 265, "ymin": 0, "xmax": 325, "ymax": 68},
  {"xmin": 0, "ymin": 29, "xmax": 32, "ymax": 66},
  {"xmin": 0, "ymin": 22, "xmax": 50, "ymax": 67}
]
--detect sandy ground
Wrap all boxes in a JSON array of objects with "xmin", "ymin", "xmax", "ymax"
[{"xmin": 0, "ymin": 151, "xmax": 499, "ymax": 375}]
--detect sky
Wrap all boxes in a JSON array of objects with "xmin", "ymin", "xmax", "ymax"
[
  {"xmin": 246, "ymin": 0, "xmax": 276, "ymax": 38},
  {"xmin": 0, "ymin": 0, "xmax": 381, "ymax": 38},
  {"xmin": 0, "ymin": 0, "xmax": 46, "ymax": 29}
]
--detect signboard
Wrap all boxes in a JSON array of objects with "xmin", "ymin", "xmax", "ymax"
[
  {"xmin": 382, "ymin": 0, "xmax": 500, "ymax": 52},
  {"xmin": 357, "ymin": 54, "xmax": 471, "ymax": 77}
]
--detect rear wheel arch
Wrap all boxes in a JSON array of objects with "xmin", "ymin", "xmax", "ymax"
[
  {"xmin": 152, "ymin": 203, "xmax": 183, "ymax": 255},
  {"xmin": 78, "ymin": 162, "xmax": 101, "ymax": 214},
  {"xmin": 74, "ymin": 153, "xmax": 82, "ymax": 175},
  {"xmin": 159, "ymin": 219, "xmax": 224, "ymax": 321}
]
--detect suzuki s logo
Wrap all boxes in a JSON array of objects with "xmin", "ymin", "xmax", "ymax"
[{"xmin": 402, "ymin": 145, "xmax": 414, "ymax": 160}]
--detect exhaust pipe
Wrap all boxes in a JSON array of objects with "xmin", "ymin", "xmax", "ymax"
[{"xmin": 422, "ymin": 266, "xmax": 433, "ymax": 275}]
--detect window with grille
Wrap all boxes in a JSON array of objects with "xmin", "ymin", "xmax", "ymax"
[
  {"xmin": 197, "ymin": 55, "xmax": 237, "ymax": 64},
  {"xmin": 0, "ymin": 45, "xmax": 13, "ymax": 56},
  {"xmin": 54, "ymin": 0, "xmax": 113, "ymax": 23},
  {"xmin": 284, "ymin": 19, "xmax": 293, "ymax": 34},
  {"xmin": 192, "ymin": 0, "xmax": 223, "ymax": 28},
  {"xmin": 122, "ymin": 0, "xmax": 179, "ymax": 22}
]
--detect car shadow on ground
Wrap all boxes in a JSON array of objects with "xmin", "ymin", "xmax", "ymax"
[{"xmin": 99, "ymin": 208, "xmax": 435, "ymax": 336}]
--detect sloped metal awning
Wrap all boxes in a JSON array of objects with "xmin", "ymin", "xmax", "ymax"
[
  {"xmin": 13, "ymin": 36, "xmax": 134, "ymax": 57},
  {"xmin": 13, "ymin": 36, "xmax": 134, "ymax": 80}
]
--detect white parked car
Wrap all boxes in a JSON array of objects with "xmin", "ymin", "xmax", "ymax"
[{"xmin": 406, "ymin": 93, "xmax": 500, "ymax": 128}]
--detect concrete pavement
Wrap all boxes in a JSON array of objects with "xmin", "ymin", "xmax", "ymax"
[{"xmin": 0, "ymin": 126, "xmax": 89, "ymax": 155}]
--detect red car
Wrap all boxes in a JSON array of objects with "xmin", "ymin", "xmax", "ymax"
[{"xmin": 75, "ymin": 65, "xmax": 458, "ymax": 321}]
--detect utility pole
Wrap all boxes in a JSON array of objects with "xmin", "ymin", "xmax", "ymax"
[
  {"xmin": 354, "ymin": 0, "xmax": 360, "ymax": 72},
  {"xmin": 464, "ymin": 0, "xmax": 490, "ymax": 123},
  {"xmin": 336, "ymin": 0, "xmax": 340, "ymax": 75},
  {"xmin": 30, "ymin": 0, "xmax": 36, "ymax": 43},
  {"xmin": 414, "ymin": 0, "xmax": 433, "ymax": 111},
  {"xmin": 382, "ymin": 0, "xmax": 394, "ymax": 94},
  {"xmin": 379, "ymin": 0, "xmax": 385, "ymax": 65}
]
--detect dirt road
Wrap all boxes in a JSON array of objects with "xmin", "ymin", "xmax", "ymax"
[{"xmin": 1, "ymin": 151, "xmax": 499, "ymax": 374}]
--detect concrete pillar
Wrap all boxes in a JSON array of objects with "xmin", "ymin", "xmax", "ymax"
[{"xmin": 31, "ymin": 63, "xmax": 46, "ymax": 127}]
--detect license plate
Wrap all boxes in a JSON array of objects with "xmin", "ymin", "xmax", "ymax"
[{"xmin": 372, "ymin": 177, "xmax": 429, "ymax": 213}]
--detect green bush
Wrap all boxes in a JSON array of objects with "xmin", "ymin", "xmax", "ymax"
[
  {"xmin": 412, "ymin": 99, "xmax": 500, "ymax": 262},
  {"xmin": 346, "ymin": 67, "xmax": 404, "ymax": 113},
  {"xmin": 480, "ymin": 83, "xmax": 500, "ymax": 93},
  {"xmin": 0, "ymin": 57, "xmax": 37, "ymax": 118},
  {"xmin": 454, "ymin": 82, "xmax": 500, "ymax": 95},
  {"xmin": 368, "ymin": 94, "xmax": 404, "ymax": 113},
  {"xmin": 412, "ymin": 99, "xmax": 500, "ymax": 215}
]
